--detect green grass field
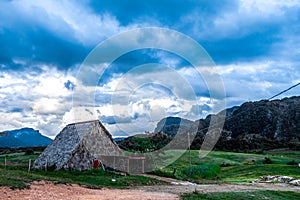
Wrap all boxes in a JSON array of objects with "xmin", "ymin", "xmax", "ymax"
[
  {"xmin": 151, "ymin": 149, "xmax": 300, "ymax": 183},
  {"xmin": 181, "ymin": 190, "xmax": 300, "ymax": 200}
]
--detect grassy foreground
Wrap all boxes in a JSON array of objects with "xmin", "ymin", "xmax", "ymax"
[
  {"xmin": 0, "ymin": 151, "xmax": 162, "ymax": 189},
  {"xmin": 181, "ymin": 190, "xmax": 300, "ymax": 200}
]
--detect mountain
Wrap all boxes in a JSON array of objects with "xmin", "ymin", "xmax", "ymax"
[
  {"xmin": 117, "ymin": 132, "xmax": 172, "ymax": 152},
  {"xmin": 154, "ymin": 117, "xmax": 194, "ymax": 136},
  {"xmin": 223, "ymin": 97, "xmax": 300, "ymax": 139},
  {"xmin": 0, "ymin": 128, "xmax": 52, "ymax": 148},
  {"xmin": 113, "ymin": 136, "xmax": 127, "ymax": 142},
  {"xmin": 153, "ymin": 96, "xmax": 300, "ymax": 151}
]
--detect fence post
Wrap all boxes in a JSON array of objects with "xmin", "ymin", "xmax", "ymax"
[
  {"xmin": 113, "ymin": 156, "xmax": 116, "ymax": 172},
  {"xmin": 28, "ymin": 159, "xmax": 31, "ymax": 172},
  {"xmin": 4, "ymin": 156, "xmax": 6, "ymax": 171},
  {"xmin": 127, "ymin": 158, "xmax": 130, "ymax": 174},
  {"xmin": 45, "ymin": 159, "xmax": 47, "ymax": 172},
  {"xmin": 188, "ymin": 132, "xmax": 192, "ymax": 177}
]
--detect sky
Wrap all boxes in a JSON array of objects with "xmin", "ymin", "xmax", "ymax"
[{"xmin": 0, "ymin": 0, "xmax": 299, "ymax": 138}]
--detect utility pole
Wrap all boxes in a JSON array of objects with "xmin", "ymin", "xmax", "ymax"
[
  {"xmin": 188, "ymin": 132, "xmax": 192, "ymax": 177},
  {"xmin": 45, "ymin": 159, "xmax": 47, "ymax": 172}
]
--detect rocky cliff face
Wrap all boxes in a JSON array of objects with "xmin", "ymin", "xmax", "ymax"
[
  {"xmin": 154, "ymin": 117, "xmax": 194, "ymax": 136},
  {"xmin": 223, "ymin": 96, "xmax": 300, "ymax": 140},
  {"xmin": 154, "ymin": 96, "xmax": 300, "ymax": 151}
]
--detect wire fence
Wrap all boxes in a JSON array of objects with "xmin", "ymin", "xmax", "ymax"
[{"xmin": 0, "ymin": 153, "xmax": 39, "ymax": 173}]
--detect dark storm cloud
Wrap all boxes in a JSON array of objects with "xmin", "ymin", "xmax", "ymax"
[
  {"xmin": 201, "ymin": 27, "xmax": 282, "ymax": 64},
  {"xmin": 0, "ymin": 27, "xmax": 89, "ymax": 70},
  {"xmin": 97, "ymin": 49, "xmax": 190, "ymax": 86},
  {"xmin": 89, "ymin": 0, "xmax": 238, "ymax": 25},
  {"xmin": 1, "ymin": 0, "xmax": 300, "ymax": 137},
  {"xmin": 1, "ymin": 0, "xmax": 299, "ymax": 71}
]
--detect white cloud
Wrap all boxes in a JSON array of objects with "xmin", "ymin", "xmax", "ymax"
[
  {"xmin": 0, "ymin": 0, "xmax": 299, "ymax": 139},
  {"xmin": 215, "ymin": 61, "xmax": 300, "ymax": 107},
  {"xmin": 1, "ymin": 59, "xmax": 298, "ymax": 138},
  {"xmin": 0, "ymin": 65, "xmax": 75, "ymax": 136},
  {"xmin": 181, "ymin": 0, "xmax": 300, "ymax": 40},
  {"xmin": 1, "ymin": 0, "xmax": 124, "ymax": 46},
  {"xmin": 241, "ymin": 0, "xmax": 300, "ymax": 12},
  {"xmin": 32, "ymin": 68, "xmax": 75, "ymax": 98},
  {"xmin": 32, "ymin": 98, "xmax": 65, "ymax": 114},
  {"xmin": 62, "ymin": 106, "xmax": 98, "ymax": 124}
]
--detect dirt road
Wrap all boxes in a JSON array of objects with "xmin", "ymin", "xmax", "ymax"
[
  {"xmin": 138, "ymin": 182, "xmax": 300, "ymax": 195},
  {"xmin": 1, "ymin": 180, "xmax": 300, "ymax": 200},
  {"xmin": 0, "ymin": 181, "xmax": 179, "ymax": 200},
  {"xmin": 138, "ymin": 174, "xmax": 300, "ymax": 194}
]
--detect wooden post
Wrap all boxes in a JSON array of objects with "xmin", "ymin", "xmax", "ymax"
[
  {"xmin": 4, "ymin": 156, "xmax": 6, "ymax": 171},
  {"xmin": 142, "ymin": 159, "xmax": 145, "ymax": 174},
  {"xmin": 100, "ymin": 161, "xmax": 105, "ymax": 171},
  {"xmin": 113, "ymin": 156, "xmax": 116, "ymax": 172},
  {"xmin": 127, "ymin": 158, "xmax": 130, "ymax": 174},
  {"xmin": 112, "ymin": 155, "xmax": 116, "ymax": 182},
  {"xmin": 45, "ymin": 159, "xmax": 47, "ymax": 172},
  {"xmin": 28, "ymin": 159, "xmax": 31, "ymax": 172}
]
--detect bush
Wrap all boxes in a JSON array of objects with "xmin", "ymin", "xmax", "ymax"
[
  {"xmin": 220, "ymin": 163, "xmax": 232, "ymax": 167},
  {"xmin": 262, "ymin": 157, "xmax": 273, "ymax": 164},
  {"xmin": 181, "ymin": 164, "xmax": 221, "ymax": 179},
  {"xmin": 24, "ymin": 149, "xmax": 34, "ymax": 155},
  {"xmin": 287, "ymin": 160, "xmax": 297, "ymax": 165},
  {"xmin": 150, "ymin": 170, "xmax": 175, "ymax": 178},
  {"xmin": 254, "ymin": 150, "xmax": 264, "ymax": 154}
]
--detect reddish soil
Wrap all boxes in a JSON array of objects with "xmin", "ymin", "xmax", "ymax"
[
  {"xmin": 0, "ymin": 181, "xmax": 179, "ymax": 200},
  {"xmin": 1, "ymin": 179, "xmax": 300, "ymax": 200}
]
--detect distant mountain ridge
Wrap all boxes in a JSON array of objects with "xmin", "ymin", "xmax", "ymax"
[
  {"xmin": 154, "ymin": 96, "xmax": 300, "ymax": 151},
  {"xmin": 154, "ymin": 117, "xmax": 194, "ymax": 136},
  {"xmin": 0, "ymin": 128, "xmax": 52, "ymax": 148}
]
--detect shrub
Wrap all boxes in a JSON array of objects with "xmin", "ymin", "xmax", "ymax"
[
  {"xmin": 181, "ymin": 164, "xmax": 221, "ymax": 179},
  {"xmin": 262, "ymin": 157, "xmax": 273, "ymax": 164},
  {"xmin": 220, "ymin": 163, "xmax": 232, "ymax": 167},
  {"xmin": 150, "ymin": 170, "xmax": 175, "ymax": 178},
  {"xmin": 24, "ymin": 149, "xmax": 34, "ymax": 155},
  {"xmin": 254, "ymin": 150, "xmax": 264, "ymax": 154},
  {"xmin": 287, "ymin": 160, "xmax": 297, "ymax": 165}
]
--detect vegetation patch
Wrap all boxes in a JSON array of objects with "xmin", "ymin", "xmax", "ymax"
[
  {"xmin": 181, "ymin": 190, "xmax": 300, "ymax": 200},
  {"xmin": 262, "ymin": 157, "xmax": 273, "ymax": 164},
  {"xmin": 181, "ymin": 164, "xmax": 221, "ymax": 180},
  {"xmin": 0, "ymin": 166, "xmax": 164, "ymax": 189},
  {"xmin": 117, "ymin": 132, "xmax": 171, "ymax": 153},
  {"xmin": 151, "ymin": 149, "xmax": 300, "ymax": 183}
]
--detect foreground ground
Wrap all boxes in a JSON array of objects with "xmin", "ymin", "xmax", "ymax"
[
  {"xmin": 1, "ymin": 149, "xmax": 300, "ymax": 199},
  {"xmin": 0, "ymin": 181, "xmax": 178, "ymax": 200},
  {"xmin": 1, "ymin": 180, "xmax": 300, "ymax": 200}
]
